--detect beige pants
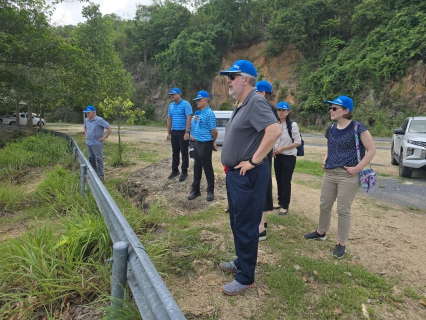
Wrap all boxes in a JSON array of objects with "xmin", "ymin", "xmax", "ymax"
[{"xmin": 318, "ymin": 168, "xmax": 360, "ymax": 243}]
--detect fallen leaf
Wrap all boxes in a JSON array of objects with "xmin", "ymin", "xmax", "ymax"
[
  {"xmin": 420, "ymin": 299, "xmax": 426, "ymax": 307},
  {"xmin": 302, "ymin": 275, "xmax": 307, "ymax": 282},
  {"xmin": 361, "ymin": 303, "xmax": 370, "ymax": 319},
  {"xmin": 350, "ymin": 259, "xmax": 356, "ymax": 265},
  {"xmin": 319, "ymin": 253, "xmax": 325, "ymax": 260},
  {"xmin": 313, "ymin": 270, "xmax": 318, "ymax": 276},
  {"xmin": 333, "ymin": 308, "xmax": 342, "ymax": 315},
  {"xmin": 294, "ymin": 264, "xmax": 301, "ymax": 271},
  {"xmin": 208, "ymin": 280, "xmax": 216, "ymax": 286}
]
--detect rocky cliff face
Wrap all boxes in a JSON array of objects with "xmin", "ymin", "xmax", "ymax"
[
  {"xmin": 153, "ymin": 41, "xmax": 426, "ymax": 119},
  {"xmin": 211, "ymin": 41, "xmax": 301, "ymax": 110}
]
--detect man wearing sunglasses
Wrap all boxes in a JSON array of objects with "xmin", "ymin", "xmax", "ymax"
[
  {"xmin": 166, "ymin": 87, "xmax": 192, "ymax": 182},
  {"xmin": 218, "ymin": 60, "xmax": 281, "ymax": 296}
]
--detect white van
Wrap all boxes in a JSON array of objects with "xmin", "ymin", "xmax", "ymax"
[{"xmin": 213, "ymin": 110, "xmax": 233, "ymax": 145}]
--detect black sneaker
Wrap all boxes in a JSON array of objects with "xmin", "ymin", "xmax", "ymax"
[
  {"xmin": 304, "ymin": 230, "xmax": 326, "ymax": 241},
  {"xmin": 179, "ymin": 172, "xmax": 188, "ymax": 182},
  {"xmin": 168, "ymin": 171, "xmax": 179, "ymax": 179},
  {"xmin": 264, "ymin": 222, "xmax": 267, "ymax": 229},
  {"xmin": 259, "ymin": 230, "xmax": 266, "ymax": 241},
  {"xmin": 187, "ymin": 190, "xmax": 201, "ymax": 200},
  {"xmin": 333, "ymin": 244, "xmax": 346, "ymax": 258},
  {"xmin": 206, "ymin": 192, "xmax": 214, "ymax": 201}
]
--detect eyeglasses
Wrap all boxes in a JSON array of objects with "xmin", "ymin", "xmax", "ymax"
[
  {"xmin": 228, "ymin": 73, "xmax": 243, "ymax": 81},
  {"xmin": 329, "ymin": 106, "xmax": 340, "ymax": 111}
]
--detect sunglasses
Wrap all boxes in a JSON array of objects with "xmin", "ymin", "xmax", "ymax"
[
  {"xmin": 228, "ymin": 73, "xmax": 243, "ymax": 81},
  {"xmin": 329, "ymin": 106, "xmax": 341, "ymax": 111}
]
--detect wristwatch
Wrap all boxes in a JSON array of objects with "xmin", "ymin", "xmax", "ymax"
[
  {"xmin": 185, "ymin": 131, "xmax": 190, "ymax": 133},
  {"xmin": 249, "ymin": 159, "xmax": 258, "ymax": 166},
  {"xmin": 105, "ymin": 136, "xmax": 108, "ymax": 138}
]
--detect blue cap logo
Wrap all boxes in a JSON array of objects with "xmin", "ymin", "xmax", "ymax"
[
  {"xmin": 219, "ymin": 60, "xmax": 258, "ymax": 77},
  {"xmin": 195, "ymin": 110, "xmax": 201, "ymax": 115},
  {"xmin": 324, "ymin": 95, "xmax": 354, "ymax": 112},
  {"xmin": 193, "ymin": 90, "xmax": 210, "ymax": 101},
  {"xmin": 277, "ymin": 102, "xmax": 290, "ymax": 110}
]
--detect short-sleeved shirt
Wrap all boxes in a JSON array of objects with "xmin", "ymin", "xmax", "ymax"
[
  {"xmin": 325, "ymin": 120, "xmax": 368, "ymax": 169},
  {"xmin": 193, "ymin": 106, "xmax": 216, "ymax": 142},
  {"xmin": 190, "ymin": 117, "xmax": 198, "ymax": 137},
  {"xmin": 221, "ymin": 90, "xmax": 278, "ymax": 167},
  {"xmin": 168, "ymin": 99, "xmax": 192, "ymax": 130},
  {"xmin": 84, "ymin": 115, "xmax": 111, "ymax": 146}
]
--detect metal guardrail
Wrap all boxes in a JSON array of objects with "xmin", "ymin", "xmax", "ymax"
[{"xmin": 41, "ymin": 129, "xmax": 186, "ymax": 320}]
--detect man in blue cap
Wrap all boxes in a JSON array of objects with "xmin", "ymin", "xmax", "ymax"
[
  {"xmin": 83, "ymin": 105, "xmax": 112, "ymax": 181},
  {"xmin": 166, "ymin": 87, "xmax": 192, "ymax": 182},
  {"xmin": 218, "ymin": 60, "xmax": 281, "ymax": 295},
  {"xmin": 188, "ymin": 90, "xmax": 218, "ymax": 201}
]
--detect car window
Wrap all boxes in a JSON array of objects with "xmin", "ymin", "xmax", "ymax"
[
  {"xmin": 401, "ymin": 119, "xmax": 409, "ymax": 131},
  {"xmin": 408, "ymin": 119, "xmax": 426, "ymax": 133},
  {"xmin": 216, "ymin": 118, "xmax": 229, "ymax": 127}
]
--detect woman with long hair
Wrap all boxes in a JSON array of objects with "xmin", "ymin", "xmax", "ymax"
[
  {"xmin": 255, "ymin": 80, "xmax": 279, "ymax": 240},
  {"xmin": 273, "ymin": 102, "xmax": 301, "ymax": 215}
]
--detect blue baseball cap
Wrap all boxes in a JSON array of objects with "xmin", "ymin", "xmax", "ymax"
[
  {"xmin": 193, "ymin": 90, "xmax": 210, "ymax": 101},
  {"xmin": 277, "ymin": 102, "xmax": 290, "ymax": 111},
  {"xmin": 83, "ymin": 105, "xmax": 96, "ymax": 112},
  {"xmin": 255, "ymin": 80, "xmax": 272, "ymax": 93},
  {"xmin": 324, "ymin": 95, "xmax": 354, "ymax": 112},
  {"xmin": 195, "ymin": 110, "xmax": 201, "ymax": 115},
  {"xmin": 168, "ymin": 87, "xmax": 181, "ymax": 95},
  {"xmin": 219, "ymin": 60, "xmax": 258, "ymax": 77}
]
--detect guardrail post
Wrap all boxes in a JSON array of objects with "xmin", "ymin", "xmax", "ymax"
[
  {"xmin": 73, "ymin": 147, "xmax": 77, "ymax": 160},
  {"xmin": 111, "ymin": 241, "xmax": 129, "ymax": 309},
  {"xmin": 80, "ymin": 164, "xmax": 86, "ymax": 197}
]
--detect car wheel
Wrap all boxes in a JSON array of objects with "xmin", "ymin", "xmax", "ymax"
[
  {"xmin": 399, "ymin": 152, "xmax": 413, "ymax": 178},
  {"xmin": 37, "ymin": 121, "xmax": 44, "ymax": 127},
  {"xmin": 10, "ymin": 121, "xmax": 15, "ymax": 125},
  {"xmin": 391, "ymin": 143, "xmax": 398, "ymax": 165}
]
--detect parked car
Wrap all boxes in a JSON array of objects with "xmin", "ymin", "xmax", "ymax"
[
  {"xmin": 213, "ymin": 110, "xmax": 233, "ymax": 145},
  {"xmin": 391, "ymin": 116, "xmax": 426, "ymax": 177},
  {"xmin": 0, "ymin": 113, "xmax": 45, "ymax": 126}
]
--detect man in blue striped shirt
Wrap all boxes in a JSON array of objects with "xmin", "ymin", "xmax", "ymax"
[
  {"xmin": 188, "ymin": 90, "xmax": 218, "ymax": 201},
  {"xmin": 166, "ymin": 87, "xmax": 192, "ymax": 182}
]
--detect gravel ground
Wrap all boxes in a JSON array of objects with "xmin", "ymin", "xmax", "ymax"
[{"xmin": 367, "ymin": 176, "xmax": 426, "ymax": 210}]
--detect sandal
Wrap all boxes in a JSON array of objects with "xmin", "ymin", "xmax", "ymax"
[{"xmin": 278, "ymin": 208, "xmax": 288, "ymax": 215}]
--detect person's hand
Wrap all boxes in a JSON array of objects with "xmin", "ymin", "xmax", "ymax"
[
  {"xmin": 166, "ymin": 133, "xmax": 171, "ymax": 141},
  {"xmin": 213, "ymin": 142, "xmax": 218, "ymax": 151},
  {"xmin": 98, "ymin": 136, "xmax": 106, "ymax": 142},
  {"xmin": 235, "ymin": 160, "xmax": 254, "ymax": 176},
  {"xmin": 344, "ymin": 166, "xmax": 360, "ymax": 177},
  {"xmin": 272, "ymin": 148, "xmax": 281, "ymax": 156},
  {"xmin": 184, "ymin": 132, "xmax": 189, "ymax": 141}
]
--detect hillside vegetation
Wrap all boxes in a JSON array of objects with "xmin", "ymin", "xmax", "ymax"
[{"xmin": 1, "ymin": 0, "xmax": 426, "ymax": 134}]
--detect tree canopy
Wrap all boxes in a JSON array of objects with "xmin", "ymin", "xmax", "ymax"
[{"xmin": 1, "ymin": 0, "xmax": 426, "ymax": 128}]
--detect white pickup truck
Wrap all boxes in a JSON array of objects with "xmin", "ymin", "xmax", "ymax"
[{"xmin": 0, "ymin": 113, "xmax": 46, "ymax": 126}]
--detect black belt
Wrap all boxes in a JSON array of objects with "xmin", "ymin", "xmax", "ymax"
[{"xmin": 195, "ymin": 140, "xmax": 213, "ymax": 143}]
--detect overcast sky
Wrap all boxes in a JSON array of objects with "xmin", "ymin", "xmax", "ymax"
[{"xmin": 51, "ymin": 0, "xmax": 153, "ymax": 26}]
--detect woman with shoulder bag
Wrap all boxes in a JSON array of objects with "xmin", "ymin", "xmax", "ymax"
[
  {"xmin": 303, "ymin": 95, "xmax": 376, "ymax": 258},
  {"xmin": 273, "ymin": 101, "xmax": 301, "ymax": 216}
]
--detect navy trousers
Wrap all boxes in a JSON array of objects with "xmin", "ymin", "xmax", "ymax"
[{"xmin": 226, "ymin": 161, "xmax": 269, "ymax": 285}]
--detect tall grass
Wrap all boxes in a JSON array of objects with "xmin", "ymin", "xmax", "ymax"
[
  {"xmin": 0, "ymin": 181, "xmax": 23, "ymax": 211},
  {"xmin": 0, "ymin": 133, "xmax": 72, "ymax": 178}
]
